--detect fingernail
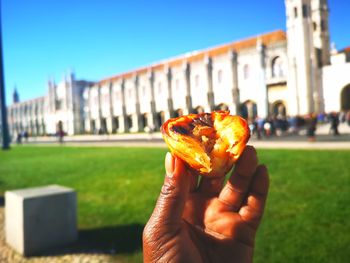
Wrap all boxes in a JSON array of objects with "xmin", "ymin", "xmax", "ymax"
[{"xmin": 165, "ymin": 152, "xmax": 175, "ymax": 177}]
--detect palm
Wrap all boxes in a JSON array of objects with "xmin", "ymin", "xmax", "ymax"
[{"xmin": 179, "ymin": 193, "xmax": 256, "ymax": 262}]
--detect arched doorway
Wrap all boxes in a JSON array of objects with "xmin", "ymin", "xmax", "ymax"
[
  {"xmin": 112, "ymin": 116, "xmax": 119, "ymax": 133},
  {"xmin": 156, "ymin": 111, "xmax": 166, "ymax": 129},
  {"xmin": 272, "ymin": 100, "xmax": 287, "ymax": 117},
  {"xmin": 173, "ymin": 109, "xmax": 184, "ymax": 118},
  {"xmin": 240, "ymin": 100, "xmax": 257, "ymax": 121},
  {"xmin": 215, "ymin": 103, "xmax": 229, "ymax": 111},
  {"xmin": 100, "ymin": 118, "xmax": 107, "ymax": 134},
  {"xmin": 90, "ymin": 120, "xmax": 96, "ymax": 134},
  {"xmin": 140, "ymin": 113, "xmax": 148, "ymax": 130},
  {"xmin": 340, "ymin": 84, "xmax": 350, "ymax": 111},
  {"xmin": 126, "ymin": 115, "xmax": 133, "ymax": 132},
  {"xmin": 193, "ymin": 106, "xmax": 205, "ymax": 114}
]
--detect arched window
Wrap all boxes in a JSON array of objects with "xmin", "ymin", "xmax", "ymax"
[
  {"xmin": 272, "ymin": 56, "xmax": 285, "ymax": 77},
  {"xmin": 243, "ymin": 64, "xmax": 249, "ymax": 80},
  {"xmin": 217, "ymin": 70, "xmax": 223, "ymax": 83}
]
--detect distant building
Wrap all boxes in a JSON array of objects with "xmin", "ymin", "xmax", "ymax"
[
  {"xmin": 7, "ymin": 73, "xmax": 94, "ymax": 136},
  {"xmin": 7, "ymin": 0, "xmax": 350, "ymax": 137}
]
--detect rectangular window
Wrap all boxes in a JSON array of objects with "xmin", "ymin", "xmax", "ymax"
[
  {"xmin": 294, "ymin": 7, "xmax": 298, "ymax": 18},
  {"xmin": 302, "ymin": 4, "xmax": 308, "ymax": 18}
]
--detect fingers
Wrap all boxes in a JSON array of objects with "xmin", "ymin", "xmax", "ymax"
[
  {"xmin": 239, "ymin": 165, "xmax": 269, "ymax": 229},
  {"xmin": 218, "ymin": 146, "xmax": 258, "ymax": 211},
  {"xmin": 149, "ymin": 152, "xmax": 190, "ymax": 226},
  {"xmin": 188, "ymin": 169, "xmax": 199, "ymax": 192}
]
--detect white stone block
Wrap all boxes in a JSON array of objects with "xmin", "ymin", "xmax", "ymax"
[{"xmin": 5, "ymin": 185, "xmax": 77, "ymax": 256}]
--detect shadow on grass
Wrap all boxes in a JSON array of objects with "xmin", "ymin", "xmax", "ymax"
[{"xmin": 37, "ymin": 224, "xmax": 144, "ymax": 257}]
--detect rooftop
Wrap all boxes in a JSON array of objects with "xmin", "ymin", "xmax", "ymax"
[{"xmin": 99, "ymin": 30, "xmax": 286, "ymax": 85}]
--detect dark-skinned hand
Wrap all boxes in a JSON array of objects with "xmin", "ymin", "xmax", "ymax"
[{"xmin": 143, "ymin": 145, "xmax": 269, "ymax": 263}]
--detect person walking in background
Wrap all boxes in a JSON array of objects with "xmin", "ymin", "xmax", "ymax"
[
  {"xmin": 16, "ymin": 132, "xmax": 22, "ymax": 145},
  {"xmin": 306, "ymin": 113, "xmax": 317, "ymax": 142},
  {"xmin": 57, "ymin": 121, "xmax": 65, "ymax": 143},
  {"xmin": 23, "ymin": 131, "xmax": 29, "ymax": 143},
  {"xmin": 329, "ymin": 112, "xmax": 340, "ymax": 135}
]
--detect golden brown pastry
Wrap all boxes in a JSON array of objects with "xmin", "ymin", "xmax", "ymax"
[{"xmin": 161, "ymin": 111, "xmax": 250, "ymax": 177}]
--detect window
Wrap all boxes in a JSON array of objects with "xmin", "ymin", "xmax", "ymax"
[
  {"xmin": 294, "ymin": 7, "xmax": 298, "ymax": 18},
  {"xmin": 195, "ymin": 75, "xmax": 199, "ymax": 87},
  {"xmin": 55, "ymin": 99, "xmax": 63, "ymax": 110},
  {"xmin": 243, "ymin": 64, "xmax": 249, "ymax": 80},
  {"xmin": 271, "ymin": 56, "xmax": 285, "ymax": 77},
  {"xmin": 302, "ymin": 4, "xmax": 308, "ymax": 18},
  {"xmin": 217, "ymin": 70, "xmax": 223, "ymax": 83},
  {"xmin": 313, "ymin": 22, "xmax": 317, "ymax": 31},
  {"xmin": 158, "ymin": 83, "xmax": 162, "ymax": 94}
]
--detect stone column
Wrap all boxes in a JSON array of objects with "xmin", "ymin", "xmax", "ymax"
[
  {"xmin": 86, "ymin": 87, "xmax": 92, "ymax": 133},
  {"xmin": 230, "ymin": 51, "xmax": 240, "ymax": 115},
  {"xmin": 95, "ymin": 86, "xmax": 102, "ymax": 132},
  {"xmin": 166, "ymin": 66, "xmax": 174, "ymax": 118},
  {"xmin": 107, "ymin": 82, "xmax": 115, "ymax": 134},
  {"xmin": 287, "ymin": 57, "xmax": 300, "ymax": 116},
  {"xmin": 205, "ymin": 57, "xmax": 215, "ymax": 111},
  {"xmin": 148, "ymin": 71, "xmax": 157, "ymax": 130},
  {"xmin": 134, "ymin": 75, "xmax": 142, "ymax": 131},
  {"xmin": 183, "ymin": 63, "xmax": 192, "ymax": 114},
  {"xmin": 256, "ymin": 40, "xmax": 269, "ymax": 119},
  {"xmin": 118, "ymin": 80, "xmax": 127, "ymax": 133}
]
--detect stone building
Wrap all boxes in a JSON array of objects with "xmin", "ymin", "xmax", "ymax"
[
  {"xmin": 6, "ymin": 0, "xmax": 350, "ymax": 137},
  {"xmin": 7, "ymin": 73, "xmax": 94, "ymax": 137}
]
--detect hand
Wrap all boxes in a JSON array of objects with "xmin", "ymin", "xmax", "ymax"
[{"xmin": 143, "ymin": 146, "xmax": 269, "ymax": 263}]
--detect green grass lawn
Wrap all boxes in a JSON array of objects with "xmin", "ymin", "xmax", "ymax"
[{"xmin": 0, "ymin": 146, "xmax": 349, "ymax": 262}]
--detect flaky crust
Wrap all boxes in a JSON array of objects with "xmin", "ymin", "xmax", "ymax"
[{"xmin": 161, "ymin": 111, "xmax": 250, "ymax": 177}]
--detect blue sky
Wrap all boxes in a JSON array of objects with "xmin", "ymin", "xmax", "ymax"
[{"xmin": 2, "ymin": 0, "xmax": 349, "ymax": 104}]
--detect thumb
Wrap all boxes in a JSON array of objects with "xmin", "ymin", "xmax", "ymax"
[{"xmin": 150, "ymin": 152, "xmax": 190, "ymax": 226}]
